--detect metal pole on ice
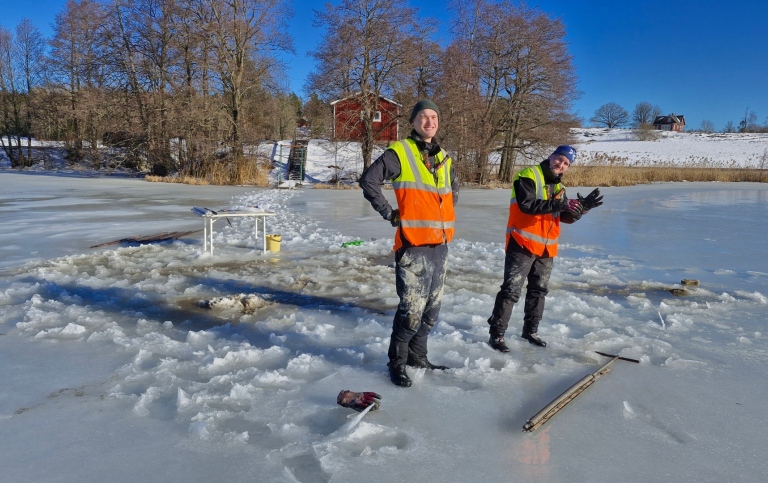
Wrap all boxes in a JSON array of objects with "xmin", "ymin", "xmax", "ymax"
[{"xmin": 522, "ymin": 352, "xmax": 640, "ymax": 433}]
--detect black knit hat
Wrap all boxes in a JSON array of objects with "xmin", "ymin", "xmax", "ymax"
[{"xmin": 409, "ymin": 99, "xmax": 440, "ymax": 123}]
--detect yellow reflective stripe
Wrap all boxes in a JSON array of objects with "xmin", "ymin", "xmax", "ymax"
[
  {"xmin": 401, "ymin": 220, "xmax": 456, "ymax": 229},
  {"xmin": 510, "ymin": 165, "xmax": 563, "ymax": 203},
  {"xmin": 392, "ymin": 139, "xmax": 452, "ymax": 190},
  {"xmin": 392, "ymin": 180, "xmax": 420, "ymax": 189},
  {"xmin": 508, "ymin": 226, "xmax": 558, "ymax": 245},
  {"xmin": 392, "ymin": 180, "xmax": 447, "ymax": 193},
  {"xmin": 390, "ymin": 141, "xmax": 416, "ymax": 182},
  {"xmin": 532, "ymin": 167, "xmax": 545, "ymax": 199},
  {"xmin": 401, "ymin": 141, "xmax": 424, "ymax": 187}
]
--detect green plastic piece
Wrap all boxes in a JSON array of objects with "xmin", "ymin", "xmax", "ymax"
[{"xmin": 341, "ymin": 240, "xmax": 364, "ymax": 248}]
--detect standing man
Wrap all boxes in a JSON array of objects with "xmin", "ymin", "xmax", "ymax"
[
  {"xmin": 487, "ymin": 145, "xmax": 603, "ymax": 352},
  {"xmin": 359, "ymin": 100, "xmax": 459, "ymax": 387}
]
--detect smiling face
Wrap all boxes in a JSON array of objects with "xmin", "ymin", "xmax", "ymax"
[
  {"xmin": 410, "ymin": 109, "xmax": 439, "ymax": 142},
  {"xmin": 549, "ymin": 154, "xmax": 571, "ymax": 176}
]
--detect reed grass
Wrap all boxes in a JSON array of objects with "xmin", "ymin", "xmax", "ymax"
[
  {"xmin": 313, "ymin": 182, "xmax": 358, "ymax": 189},
  {"xmin": 146, "ymin": 155, "xmax": 270, "ymax": 186},
  {"xmin": 562, "ymin": 152, "xmax": 767, "ymax": 186},
  {"xmin": 564, "ymin": 166, "xmax": 766, "ymax": 186},
  {"xmin": 147, "ymin": 152, "xmax": 766, "ymax": 187},
  {"xmin": 145, "ymin": 175, "xmax": 210, "ymax": 185}
]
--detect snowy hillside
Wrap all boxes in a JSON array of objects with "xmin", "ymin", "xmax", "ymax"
[
  {"xmin": 270, "ymin": 128, "xmax": 768, "ymax": 186},
  {"xmin": 572, "ymin": 128, "xmax": 768, "ymax": 168}
]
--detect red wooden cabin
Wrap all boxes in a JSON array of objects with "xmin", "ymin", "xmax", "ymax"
[
  {"xmin": 652, "ymin": 114, "xmax": 686, "ymax": 132},
  {"xmin": 331, "ymin": 94, "xmax": 400, "ymax": 143}
]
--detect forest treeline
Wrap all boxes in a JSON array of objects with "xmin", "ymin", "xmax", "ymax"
[{"xmin": 0, "ymin": 0, "xmax": 580, "ymax": 184}]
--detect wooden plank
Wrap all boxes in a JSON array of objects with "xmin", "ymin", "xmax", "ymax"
[{"xmin": 90, "ymin": 230, "xmax": 201, "ymax": 248}]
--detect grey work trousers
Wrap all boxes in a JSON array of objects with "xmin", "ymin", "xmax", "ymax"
[
  {"xmin": 388, "ymin": 244, "xmax": 448, "ymax": 367},
  {"xmin": 487, "ymin": 239, "xmax": 554, "ymax": 338}
]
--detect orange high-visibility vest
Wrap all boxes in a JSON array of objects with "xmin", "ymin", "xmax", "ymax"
[
  {"xmin": 390, "ymin": 139, "xmax": 455, "ymax": 252},
  {"xmin": 506, "ymin": 165, "xmax": 563, "ymax": 256}
]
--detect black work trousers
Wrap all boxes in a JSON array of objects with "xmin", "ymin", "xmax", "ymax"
[
  {"xmin": 388, "ymin": 244, "xmax": 448, "ymax": 367},
  {"xmin": 487, "ymin": 239, "xmax": 554, "ymax": 338}
]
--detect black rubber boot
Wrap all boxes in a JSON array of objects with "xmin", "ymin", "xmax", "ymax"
[
  {"xmin": 407, "ymin": 354, "xmax": 449, "ymax": 370},
  {"xmin": 387, "ymin": 362, "xmax": 412, "ymax": 387},
  {"xmin": 521, "ymin": 333, "xmax": 547, "ymax": 347},
  {"xmin": 521, "ymin": 320, "xmax": 547, "ymax": 347},
  {"xmin": 489, "ymin": 336, "xmax": 510, "ymax": 353}
]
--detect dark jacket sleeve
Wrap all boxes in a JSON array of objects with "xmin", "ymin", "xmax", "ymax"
[
  {"xmin": 359, "ymin": 149, "xmax": 401, "ymax": 220},
  {"xmin": 515, "ymin": 177, "xmax": 580, "ymax": 224},
  {"xmin": 514, "ymin": 177, "xmax": 564, "ymax": 215},
  {"xmin": 559, "ymin": 187, "xmax": 581, "ymax": 224},
  {"xmin": 450, "ymin": 158, "xmax": 460, "ymax": 206}
]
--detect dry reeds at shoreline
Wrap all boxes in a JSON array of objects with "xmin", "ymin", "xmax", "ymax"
[
  {"xmin": 146, "ymin": 166, "xmax": 767, "ymax": 188},
  {"xmin": 564, "ymin": 166, "xmax": 767, "ymax": 186},
  {"xmin": 144, "ymin": 157, "xmax": 767, "ymax": 187},
  {"xmin": 145, "ymin": 157, "xmax": 270, "ymax": 186}
]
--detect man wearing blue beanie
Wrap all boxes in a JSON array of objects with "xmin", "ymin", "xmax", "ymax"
[{"xmin": 486, "ymin": 145, "xmax": 603, "ymax": 352}]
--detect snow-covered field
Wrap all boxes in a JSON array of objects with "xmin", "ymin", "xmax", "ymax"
[
  {"xmin": 1, "ymin": 132, "xmax": 767, "ymax": 482},
  {"xmin": 573, "ymin": 128, "xmax": 768, "ymax": 168},
  {"xmin": 273, "ymin": 129, "xmax": 768, "ymax": 185}
]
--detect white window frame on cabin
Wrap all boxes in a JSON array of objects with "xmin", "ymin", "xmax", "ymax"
[{"xmin": 360, "ymin": 110, "xmax": 382, "ymax": 122}]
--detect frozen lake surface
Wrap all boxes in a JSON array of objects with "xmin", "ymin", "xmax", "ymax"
[{"xmin": 1, "ymin": 172, "xmax": 767, "ymax": 482}]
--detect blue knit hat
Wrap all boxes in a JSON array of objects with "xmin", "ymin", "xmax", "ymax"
[{"xmin": 551, "ymin": 145, "xmax": 576, "ymax": 163}]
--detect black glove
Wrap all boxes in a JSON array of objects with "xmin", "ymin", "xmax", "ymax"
[
  {"xmin": 577, "ymin": 188, "xmax": 603, "ymax": 211},
  {"xmin": 564, "ymin": 198, "xmax": 583, "ymax": 215},
  {"xmin": 388, "ymin": 209, "xmax": 400, "ymax": 227},
  {"xmin": 337, "ymin": 390, "xmax": 382, "ymax": 412}
]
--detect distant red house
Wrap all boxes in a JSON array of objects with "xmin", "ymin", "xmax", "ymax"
[
  {"xmin": 652, "ymin": 114, "xmax": 686, "ymax": 132},
  {"xmin": 330, "ymin": 94, "xmax": 400, "ymax": 143}
]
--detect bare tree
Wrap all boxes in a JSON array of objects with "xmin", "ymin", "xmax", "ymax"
[
  {"xmin": 633, "ymin": 101, "xmax": 662, "ymax": 127},
  {"xmin": 439, "ymin": 0, "xmax": 578, "ymax": 182},
  {"xmin": 739, "ymin": 108, "xmax": 758, "ymax": 133},
  {"xmin": 309, "ymin": 0, "xmax": 423, "ymax": 169},
  {"xmin": 591, "ymin": 102, "xmax": 629, "ymax": 128},
  {"xmin": 723, "ymin": 120, "xmax": 736, "ymax": 133},
  {"xmin": 699, "ymin": 119, "xmax": 715, "ymax": 133},
  {"xmin": 168, "ymin": 0, "xmax": 219, "ymax": 177},
  {"xmin": 13, "ymin": 19, "xmax": 45, "ymax": 163},
  {"xmin": 100, "ymin": 0, "xmax": 191, "ymax": 174},
  {"xmin": 49, "ymin": 0, "xmax": 107, "ymax": 163},
  {"xmin": 196, "ymin": 0, "xmax": 292, "ymax": 182},
  {"xmin": 0, "ymin": 26, "xmax": 24, "ymax": 166},
  {"xmin": 399, "ymin": 35, "xmax": 442, "ymax": 102}
]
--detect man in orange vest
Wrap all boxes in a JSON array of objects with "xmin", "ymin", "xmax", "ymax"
[
  {"xmin": 359, "ymin": 100, "xmax": 459, "ymax": 387},
  {"xmin": 487, "ymin": 145, "xmax": 603, "ymax": 352}
]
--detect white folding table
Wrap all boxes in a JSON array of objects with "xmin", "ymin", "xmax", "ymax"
[{"xmin": 192, "ymin": 207, "xmax": 276, "ymax": 255}]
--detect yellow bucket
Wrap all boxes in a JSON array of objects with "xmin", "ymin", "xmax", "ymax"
[{"xmin": 266, "ymin": 234, "xmax": 282, "ymax": 252}]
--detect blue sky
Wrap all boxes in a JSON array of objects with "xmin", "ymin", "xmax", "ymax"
[{"xmin": 2, "ymin": 0, "xmax": 766, "ymax": 131}]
